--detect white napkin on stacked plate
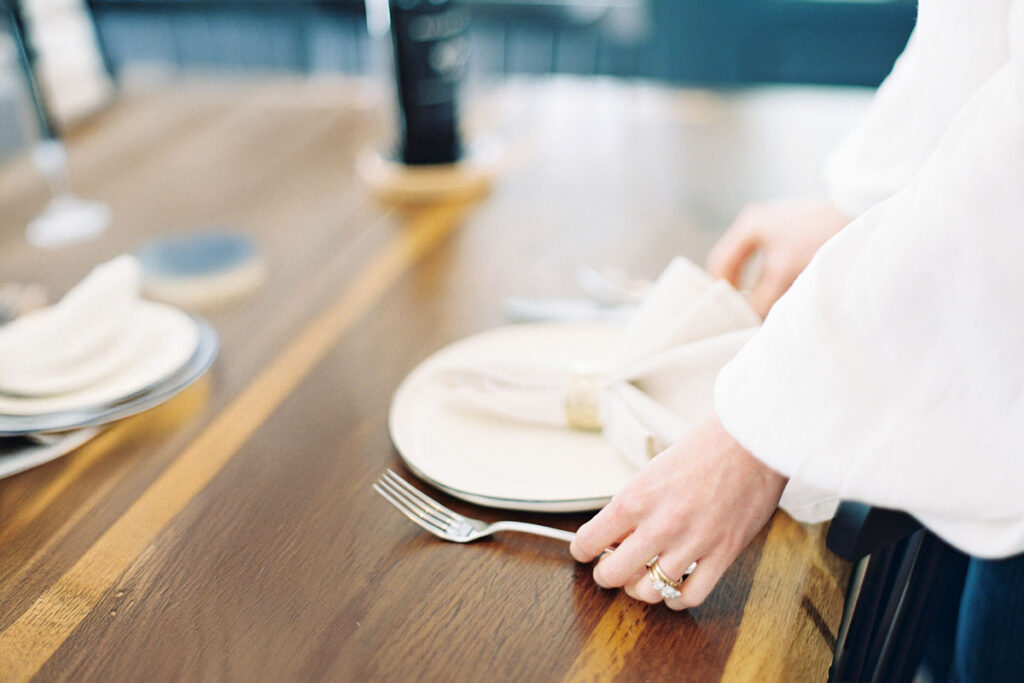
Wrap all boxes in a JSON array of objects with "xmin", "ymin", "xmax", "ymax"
[
  {"xmin": 0, "ymin": 255, "xmax": 199, "ymax": 415},
  {"xmin": 436, "ymin": 256, "xmax": 839, "ymax": 523},
  {"xmin": 438, "ymin": 257, "xmax": 758, "ymax": 465}
]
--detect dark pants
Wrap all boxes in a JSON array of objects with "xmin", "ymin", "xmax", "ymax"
[{"xmin": 923, "ymin": 549, "xmax": 1024, "ymax": 682}]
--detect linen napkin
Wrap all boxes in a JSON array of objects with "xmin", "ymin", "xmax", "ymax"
[
  {"xmin": 0, "ymin": 255, "xmax": 199, "ymax": 417},
  {"xmin": 0, "ymin": 255, "xmax": 142, "ymax": 396},
  {"xmin": 437, "ymin": 257, "xmax": 759, "ymax": 465},
  {"xmin": 436, "ymin": 256, "xmax": 839, "ymax": 523}
]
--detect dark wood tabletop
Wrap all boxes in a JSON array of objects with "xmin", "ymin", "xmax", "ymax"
[{"xmin": 0, "ymin": 76, "xmax": 867, "ymax": 681}]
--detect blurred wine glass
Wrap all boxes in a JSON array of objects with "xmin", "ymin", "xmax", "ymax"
[{"xmin": 5, "ymin": 0, "xmax": 109, "ymax": 248}]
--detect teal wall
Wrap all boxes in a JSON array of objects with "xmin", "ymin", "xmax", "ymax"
[{"xmin": 87, "ymin": 1, "xmax": 915, "ymax": 87}]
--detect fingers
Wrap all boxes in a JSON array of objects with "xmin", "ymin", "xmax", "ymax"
[
  {"xmin": 571, "ymin": 499, "xmax": 635, "ymax": 563},
  {"xmin": 665, "ymin": 553, "xmax": 729, "ymax": 611},
  {"xmin": 570, "ymin": 520, "xmax": 619, "ymax": 563},
  {"xmin": 707, "ymin": 221, "xmax": 759, "ymax": 287},
  {"xmin": 628, "ymin": 547, "xmax": 700, "ymax": 604},
  {"xmin": 592, "ymin": 532, "xmax": 658, "ymax": 588},
  {"xmin": 623, "ymin": 568, "xmax": 656, "ymax": 603},
  {"xmin": 746, "ymin": 264, "xmax": 796, "ymax": 317},
  {"xmin": 625, "ymin": 553, "xmax": 726, "ymax": 611}
]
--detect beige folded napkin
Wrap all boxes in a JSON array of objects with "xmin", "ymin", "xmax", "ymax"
[
  {"xmin": 0, "ymin": 255, "xmax": 140, "ymax": 396},
  {"xmin": 0, "ymin": 255, "xmax": 198, "ymax": 415},
  {"xmin": 436, "ymin": 256, "xmax": 839, "ymax": 523},
  {"xmin": 438, "ymin": 257, "xmax": 760, "ymax": 467}
]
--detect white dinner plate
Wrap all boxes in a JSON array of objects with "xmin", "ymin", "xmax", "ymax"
[
  {"xmin": 0, "ymin": 316, "xmax": 218, "ymax": 436},
  {"xmin": 0, "ymin": 302, "xmax": 199, "ymax": 416},
  {"xmin": 389, "ymin": 322, "xmax": 640, "ymax": 512},
  {"xmin": 0, "ymin": 428, "xmax": 101, "ymax": 479}
]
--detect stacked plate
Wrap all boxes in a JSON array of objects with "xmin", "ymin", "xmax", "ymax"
[
  {"xmin": 389, "ymin": 322, "xmax": 636, "ymax": 512},
  {"xmin": 388, "ymin": 257, "xmax": 761, "ymax": 513},
  {"xmin": 0, "ymin": 256, "xmax": 218, "ymax": 479}
]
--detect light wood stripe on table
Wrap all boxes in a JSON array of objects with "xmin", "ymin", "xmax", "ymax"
[
  {"xmin": 0, "ymin": 380, "xmax": 210, "ymax": 553},
  {"xmin": 563, "ymin": 594, "xmax": 649, "ymax": 683},
  {"xmin": 0, "ymin": 201, "xmax": 473, "ymax": 681},
  {"xmin": 721, "ymin": 515, "xmax": 844, "ymax": 682},
  {"xmin": 562, "ymin": 516, "xmax": 846, "ymax": 682}
]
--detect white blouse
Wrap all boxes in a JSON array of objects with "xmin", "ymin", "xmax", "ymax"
[{"xmin": 714, "ymin": 0, "xmax": 1024, "ymax": 558}]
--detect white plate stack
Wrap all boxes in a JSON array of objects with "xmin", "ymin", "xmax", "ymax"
[{"xmin": 0, "ymin": 255, "xmax": 218, "ymax": 478}]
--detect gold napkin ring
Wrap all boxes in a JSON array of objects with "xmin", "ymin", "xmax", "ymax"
[
  {"xmin": 647, "ymin": 558, "xmax": 684, "ymax": 600},
  {"xmin": 564, "ymin": 371, "xmax": 603, "ymax": 431}
]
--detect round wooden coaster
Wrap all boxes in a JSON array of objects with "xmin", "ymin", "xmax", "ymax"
[
  {"xmin": 135, "ymin": 230, "xmax": 266, "ymax": 309},
  {"xmin": 356, "ymin": 144, "xmax": 497, "ymax": 205}
]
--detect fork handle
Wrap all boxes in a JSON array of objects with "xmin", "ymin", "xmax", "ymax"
[{"xmin": 489, "ymin": 521, "xmax": 576, "ymax": 543}]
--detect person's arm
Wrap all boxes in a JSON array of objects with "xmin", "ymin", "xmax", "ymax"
[
  {"xmin": 572, "ymin": 1, "xmax": 1024, "ymax": 607},
  {"xmin": 716, "ymin": 4, "xmax": 1024, "ymax": 558}
]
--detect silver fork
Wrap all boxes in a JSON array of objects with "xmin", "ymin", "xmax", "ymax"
[{"xmin": 373, "ymin": 469, "xmax": 576, "ymax": 544}]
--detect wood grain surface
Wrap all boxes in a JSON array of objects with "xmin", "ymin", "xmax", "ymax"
[{"xmin": 0, "ymin": 76, "xmax": 869, "ymax": 681}]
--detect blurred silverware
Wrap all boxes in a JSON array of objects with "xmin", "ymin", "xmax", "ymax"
[
  {"xmin": 501, "ymin": 296, "xmax": 635, "ymax": 323},
  {"xmin": 575, "ymin": 266, "xmax": 651, "ymax": 306},
  {"xmin": 500, "ymin": 266, "xmax": 650, "ymax": 323}
]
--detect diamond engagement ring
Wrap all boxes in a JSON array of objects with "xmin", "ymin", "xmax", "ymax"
[{"xmin": 647, "ymin": 558, "xmax": 687, "ymax": 601}]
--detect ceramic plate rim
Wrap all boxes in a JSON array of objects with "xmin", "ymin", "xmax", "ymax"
[
  {"xmin": 388, "ymin": 321, "xmax": 632, "ymax": 513},
  {"xmin": 0, "ymin": 316, "xmax": 218, "ymax": 435}
]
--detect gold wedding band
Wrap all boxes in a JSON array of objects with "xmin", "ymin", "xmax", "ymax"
[{"xmin": 647, "ymin": 557, "xmax": 687, "ymax": 601}]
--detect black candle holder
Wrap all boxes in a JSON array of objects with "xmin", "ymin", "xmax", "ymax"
[{"xmin": 358, "ymin": 0, "xmax": 495, "ymax": 204}]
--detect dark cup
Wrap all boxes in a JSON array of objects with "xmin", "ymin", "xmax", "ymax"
[{"xmin": 388, "ymin": 0, "xmax": 469, "ymax": 165}]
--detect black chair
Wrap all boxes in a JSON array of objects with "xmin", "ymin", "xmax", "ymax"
[{"xmin": 827, "ymin": 502, "xmax": 962, "ymax": 683}]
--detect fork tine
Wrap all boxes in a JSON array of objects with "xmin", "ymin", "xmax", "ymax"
[
  {"xmin": 376, "ymin": 476, "xmax": 453, "ymax": 529},
  {"xmin": 383, "ymin": 470, "xmax": 458, "ymax": 521},
  {"xmin": 373, "ymin": 482, "xmax": 451, "ymax": 538}
]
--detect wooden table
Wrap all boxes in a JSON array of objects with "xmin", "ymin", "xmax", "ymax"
[{"xmin": 0, "ymin": 76, "xmax": 867, "ymax": 681}]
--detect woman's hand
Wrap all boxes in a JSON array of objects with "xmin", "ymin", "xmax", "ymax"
[
  {"xmin": 569, "ymin": 417, "xmax": 787, "ymax": 610},
  {"xmin": 707, "ymin": 200, "xmax": 849, "ymax": 317}
]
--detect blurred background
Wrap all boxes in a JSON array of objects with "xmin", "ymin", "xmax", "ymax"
[{"xmin": 1, "ymin": 0, "xmax": 914, "ymax": 163}]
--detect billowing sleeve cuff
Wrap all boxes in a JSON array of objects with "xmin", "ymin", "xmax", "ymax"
[
  {"xmin": 715, "ymin": 41, "xmax": 1024, "ymax": 557},
  {"xmin": 824, "ymin": 1, "xmax": 1013, "ymax": 218}
]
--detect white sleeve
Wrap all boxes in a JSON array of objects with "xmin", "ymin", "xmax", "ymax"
[
  {"xmin": 715, "ymin": 2, "xmax": 1024, "ymax": 558},
  {"xmin": 824, "ymin": 0, "xmax": 1014, "ymax": 218}
]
